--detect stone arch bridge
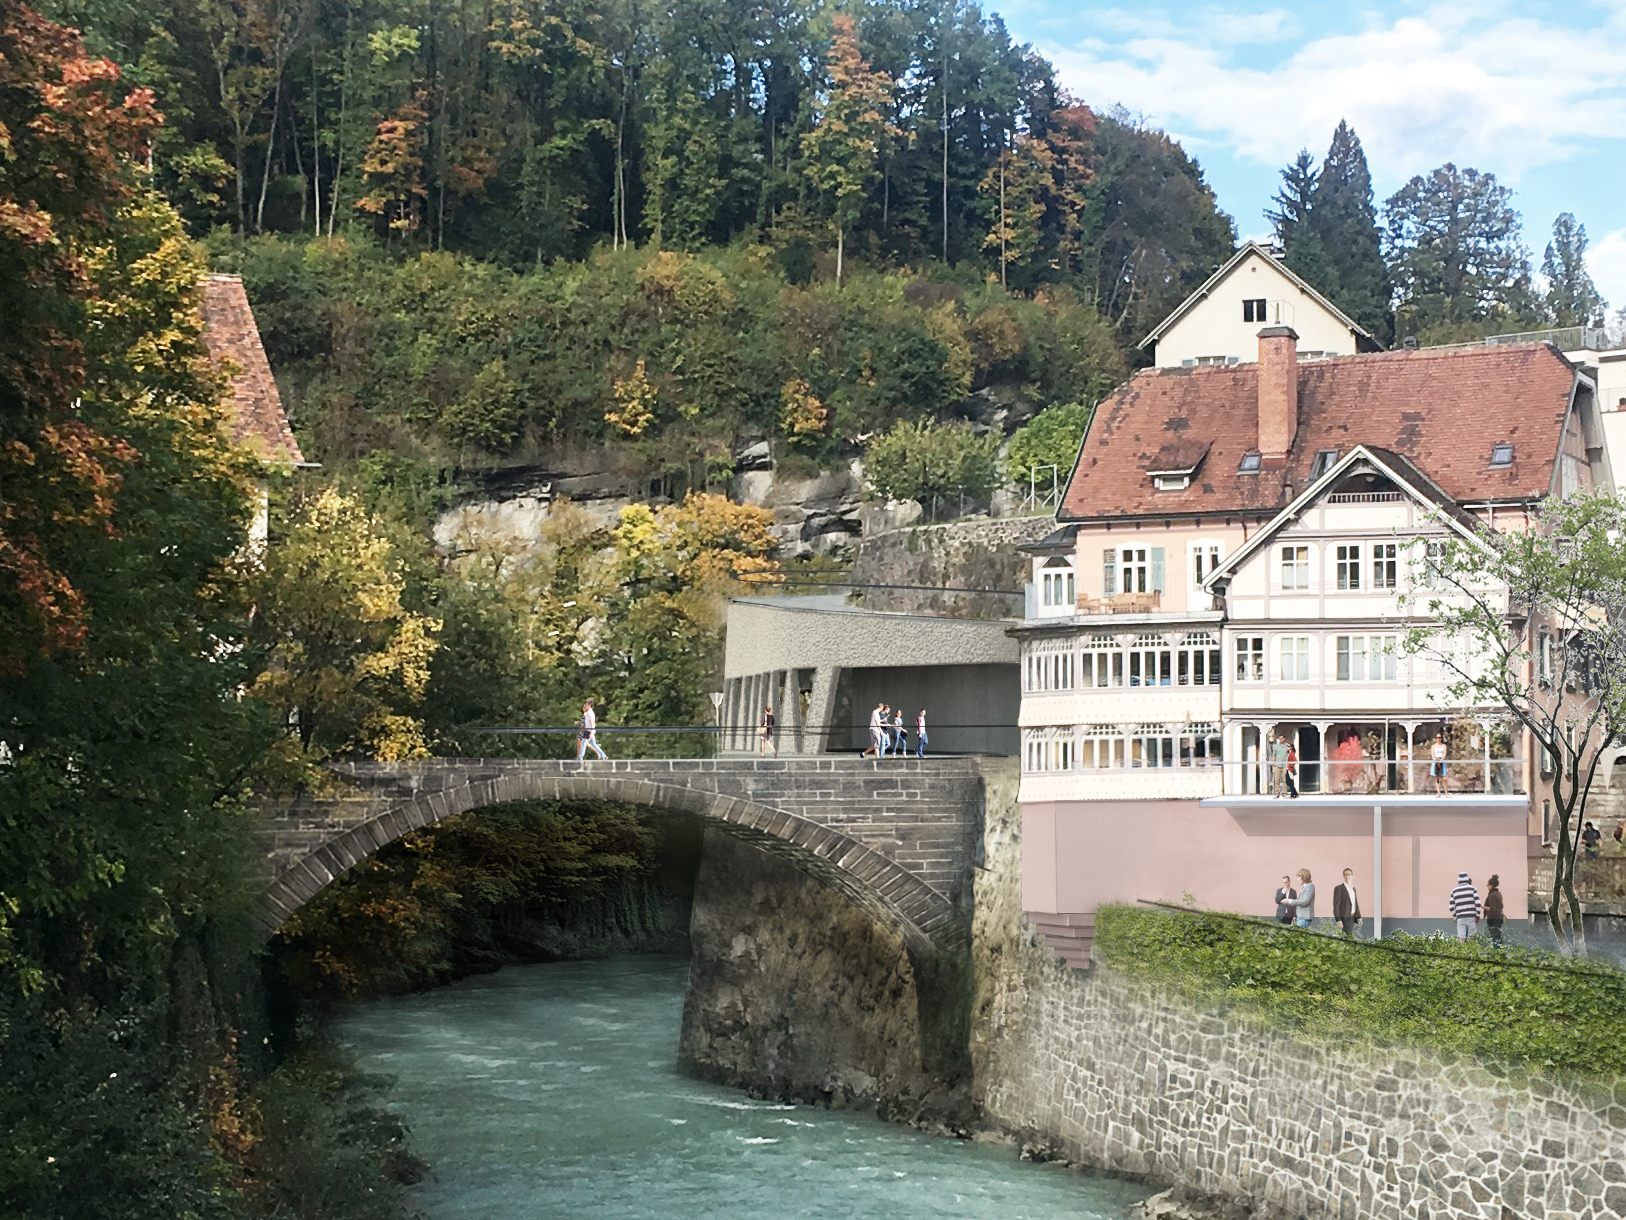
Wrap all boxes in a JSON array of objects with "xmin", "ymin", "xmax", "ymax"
[{"xmin": 255, "ymin": 757, "xmax": 985, "ymax": 954}]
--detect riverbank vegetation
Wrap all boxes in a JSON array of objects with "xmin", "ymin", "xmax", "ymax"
[{"xmin": 1096, "ymin": 905, "xmax": 1626, "ymax": 1077}]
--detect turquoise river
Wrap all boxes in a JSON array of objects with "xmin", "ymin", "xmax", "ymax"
[{"xmin": 335, "ymin": 954, "xmax": 1149, "ymax": 1219}]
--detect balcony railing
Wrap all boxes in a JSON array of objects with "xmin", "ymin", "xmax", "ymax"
[{"xmin": 1225, "ymin": 757, "xmax": 1524, "ymax": 798}]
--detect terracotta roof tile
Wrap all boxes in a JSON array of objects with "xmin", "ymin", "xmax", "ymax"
[
  {"xmin": 1060, "ymin": 344, "xmax": 1577, "ymax": 522},
  {"xmin": 200, "ymin": 274, "xmax": 304, "ymax": 466}
]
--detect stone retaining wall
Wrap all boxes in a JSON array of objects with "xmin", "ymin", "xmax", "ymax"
[
  {"xmin": 973, "ymin": 761, "xmax": 1626, "ymax": 1220},
  {"xmin": 847, "ymin": 515, "xmax": 1053, "ymax": 617}
]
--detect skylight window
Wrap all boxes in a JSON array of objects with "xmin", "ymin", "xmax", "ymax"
[
  {"xmin": 1311, "ymin": 449, "xmax": 1339, "ymax": 479},
  {"xmin": 1238, "ymin": 451, "xmax": 1262, "ymax": 474},
  {"xmin": 1489, "ymin": 442, "xmax": 1514, "ymax": 468}
]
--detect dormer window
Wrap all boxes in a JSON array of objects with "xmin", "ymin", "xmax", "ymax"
[
  {"xmin": 1153, "ymin": 474, "xmax": 1191, "ymax": 492},
  {"xmin": 1311, "ymin": 449, "xmax": 1339, "ymax": 479},
  {"xmin": 1146, "ymin": 439, "xmax": 1210, "ymax": 493},
  {"xmin": 1037, "ymin": 557, "xmax": 1075, "ymax": 618},
  {"xmin": 1490, "ymin": 442, "xmax": 1514, "ymax": 468},
  {"xmin": 1238, "ymin": 451, "xmax": 1262, "ymax": 474}
]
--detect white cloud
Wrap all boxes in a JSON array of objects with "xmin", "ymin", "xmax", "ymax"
[
  {"xmin": 1587, "ymin": 228, "xmax": 1626, "ymax": 316},
  {"xmin": 1041, "ymin": 3, "xmax": 1626, "ymax": 186}
]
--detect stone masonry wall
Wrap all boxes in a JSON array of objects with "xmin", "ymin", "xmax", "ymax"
[
  {"xmin": 847, "ymin": 516, "xmax": 1053, "ymax": 617},
  {"xmin": 972, "ymin": 763, "xmax": 1626, "ymax": 1220}
]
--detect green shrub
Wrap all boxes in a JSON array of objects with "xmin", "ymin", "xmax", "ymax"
[
  {"xmin": 1095, "ymin": 904, "xmax": 1626, "ymax": 1076},
  {"xmin": 1004, "ymin": 400, "xmax": 1093, "ymax": 486},
  {"xmin": 863, "ymin": 418, "xmax": 1000, "ymax": 510}
]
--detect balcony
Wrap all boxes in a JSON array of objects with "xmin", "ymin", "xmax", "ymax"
[
  {"xmin": 1230, "ymin": 718, "xmax": 1524, "ymax": 798},
  {"xmin": 1078, "ymin": 590, "xmax": 1162, "ymax": 615}
]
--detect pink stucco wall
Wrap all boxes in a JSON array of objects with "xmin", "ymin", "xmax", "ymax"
[{"xmin": 1023, "ymin": 797, "xmax": 1530, "ymax": 921}]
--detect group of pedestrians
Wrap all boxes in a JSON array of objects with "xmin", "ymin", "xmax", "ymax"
[
  {"xmin": 1272, "ymin": 866, "xmax": 1506, "ymax": 943},
  {"xmin": 864, "ymin": 702, "xmax": 927, "ymax": 759},
  {"xmin": 1266, "ymin": 731, "xmax": 1452, "ymax": 797}
]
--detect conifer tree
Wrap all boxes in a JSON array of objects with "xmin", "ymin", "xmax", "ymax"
[
  {"xmin": 1542, "ymin": 212, "xmax": 1607, "ymax": 328},
  {"xmin": 1266, "ymin": 148, "xmax": 1318, "ymax": 250},
  {"xmin": 1309, "ymin": 122, "xmax": 1391, "ymax": 342}
]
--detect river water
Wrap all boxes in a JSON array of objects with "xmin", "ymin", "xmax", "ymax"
[{"xmin": 334, "ymin": 954, "xmax": 1146, "ymax": 1219}]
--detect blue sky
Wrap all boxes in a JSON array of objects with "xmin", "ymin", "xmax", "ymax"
[{"xmin": 996, "ymin": 0, "xmax": 1626, "ymax": 314}]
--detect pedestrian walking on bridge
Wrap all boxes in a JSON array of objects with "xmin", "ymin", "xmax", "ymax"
[
  {"xmin": 915, "ymin": 709, "xmax": 928, "ymax": 758},
  {"xmin": 576, "ymin": 699, "xmax": 608, "ymax": 762}
]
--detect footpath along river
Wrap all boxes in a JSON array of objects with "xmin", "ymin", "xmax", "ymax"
[{"xmin": 335, "ymin": 954, "xmax": 1148, "ymax": 1219}]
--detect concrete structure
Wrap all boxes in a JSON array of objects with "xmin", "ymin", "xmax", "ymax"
[
  {"xmin": 1140, "ymin": 242, "xmax": 1382, "ymax": 369},
  {"xmin": 1018, "ymin": 331, "xmax": 1608, "ymax": 962},
  {"xmin": 199, "ymin": 274, "xmax": 308, "ymax": 541},
  {"xmin": 255, "ymin": 757, "xmax": 984, "ymax": 952},
  {"xmin": 721, "ymin": 596, "xmax": 1019, "ymax": 756}
]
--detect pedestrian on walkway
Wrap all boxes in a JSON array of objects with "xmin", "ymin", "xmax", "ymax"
[
  {"xmin": 1284, "ymin": 868, "xmax": 1315, "ymax": 928},
  {"xmin": 1449, "ymin": 871, "xmax": 1480, "ymax": 940},
  {"xmin": 1430, "ymin": 734, "xmax": 1448, "ymax": 795},
  {"xmin": 1284, "ymin": 743, "xmax": 1299, "ymax": 799},
  {"xmin": 864, "ymin": 702, "xmax": 886, "ymax": 758},
  {"xmin": 1332, "ymin": 867, "xmax": 1361, "ymax": 937},
  {"xmin": 1484, "ymin": 874, "xmax": 1506, "ymax": 945},
  {"xmin": 915, "ymin": 709, "xmax": 928, "ymax": 758},
  {"xmin": 1583, "ymin": 821, "xmax": 1602, "ymax": 859},
  {"xmin": 892, "ymin": 706, "xmax": 907, "ymax": 758},
  {"xmin": 576, "ymin": 699, "xmax": 608, "ymax": 762},
  {"xmin": 1269, "ymin": 734, "xmax": 1289, "ymax": 795},
  {"xmin": 759, "ymin": 704, "xmax": 776, "ymax": 756}
]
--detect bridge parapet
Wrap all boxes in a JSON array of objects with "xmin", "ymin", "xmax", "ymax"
[{"xmin": 255, "ymin": 757, "xmax": 984, "ymax": 952}]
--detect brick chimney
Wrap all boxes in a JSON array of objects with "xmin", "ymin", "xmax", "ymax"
[{"xmin": 1256, "ymin": 325, "xmax": 1299, "ymax": 457}]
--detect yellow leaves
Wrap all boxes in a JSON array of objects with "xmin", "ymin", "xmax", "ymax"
[
  {"xmin": 779, "ymin": 376, "xmax": 829, "ymax": 439},
  {"xmin": 605, "ymin": 358, "xmax": 657, "ymax": 436}
]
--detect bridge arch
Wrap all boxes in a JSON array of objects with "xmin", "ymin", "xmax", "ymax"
[{"xmin": 257, "ymin": 760, "xmax": 970, "ymax": 954}]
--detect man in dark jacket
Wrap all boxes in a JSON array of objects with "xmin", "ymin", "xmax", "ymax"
[
  {"xmin": 1273, "ymin": 875, "xmax": 1296, "ymax": 923},
  {"xmin": 1332, "ymin": 867, "xmax": 1362, "ymax": 936}
]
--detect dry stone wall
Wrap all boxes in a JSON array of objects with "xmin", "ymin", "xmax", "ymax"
[{"xmin": 847, "ymin": 515, "xmax": 1053, "ymax": 617}]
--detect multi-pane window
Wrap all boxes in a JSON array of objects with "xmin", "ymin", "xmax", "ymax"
[
  {"xmin": 1025, "ymin": 639, "xmax": 1076, "ymax": 692},
  {"xmin": 1039, "ymin": 562, "xmax": 1075, "ymax": 611},
  {"xmin": 1235, "ymin": 636, "xmax": 1264, "ymax": 682},
  {"xmin": 1335, "ymin": 544, "xmax": 1362, "ymax": 591},
  {"xmin": 1177, "ymin": 630, "xmax": 1223, "ymax": 686},
  {"xmin": 1335, "ymin": 634, "xmax": 1399, "ymax": 681},
  {"xmin": 1081, "ymin": 633, "xmax": 1125, "ymax": 688},
  {"xmin": 1178, "ymin": 722, "xmax": 1223, "ymax": 768},
  {"xmin": 1022, "ymin": 728, "xmax": 1074, "ymax": 773},
  {"xmin": 1129, "ymin": 725, "xmax": 1176, "ymax": 768},
  {"xmin": 1190, "ymin": 541, "xmax": 1222, "ymax": 592},
  {"xmin": 1127, "ymin": 632, "xmax": 1173, "ymax": 687},
  {"xmin": 1079, "ymin": 725, "xmax": 1124, "ymax": 770},
  {"xmin": 1118, "ymin": 547, "xmax": 1151, "ymax": 594},
  {"xmin": 1280, "ymin": 545, "xmax": 1310, "ymax": 590},
  {"xmin": 1372, "ymin": 543, "xmax": 1398, "ymax": 590},
  {"xmin": 1242, "ymin": 298, "xmax": 1268, "ymax": 323},
  {"xmin": 1278, "ymin": 636, "xmax": 1310, "ymax": 681}
]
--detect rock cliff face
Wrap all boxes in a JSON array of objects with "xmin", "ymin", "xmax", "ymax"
[{"xmin": 677, "ymin": 829, "xmax": 972, "ymax": 1131}]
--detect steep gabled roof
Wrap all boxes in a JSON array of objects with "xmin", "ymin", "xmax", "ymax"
[
  {"xmin": 200, "ymin": 273, "xmax": 305, "ymax": 466},
  {"xmin": 1138, "ymin": 241, "xmax": 1378, "ymax": 350},
  {"xmin": 1058, "ymin": 342, "xmax": 1579, "ymax": 523},
  {"xmin": 1201, "ymin": 445, "xmax": 1488, "ymax": 591}
]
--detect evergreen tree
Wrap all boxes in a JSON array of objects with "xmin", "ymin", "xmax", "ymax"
[
  {"xmin": 1266, "ymin": 148, "xmax": 1318, "ymax": 250},
  {"xmin": 1308, "ymin": 121, "xmax": 1391, "ymax": 342},
  {"xmin": 1383, "ymin": 162, "xmax": 1530, "ymax": 334},
  {"xmin": 1542, "ymin": 212, "xmax": 1607, "ymax": 328}
]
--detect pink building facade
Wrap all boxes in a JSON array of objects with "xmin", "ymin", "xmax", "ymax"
[{"xmin": 1018, "ymin": 328, "xmax": 1607, "ymax": 961}]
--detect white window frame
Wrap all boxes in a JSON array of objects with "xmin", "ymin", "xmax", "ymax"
[
  {"xmin": 1176, "ymin": 630, "xmax": 1222, "ymax": 687},
  {"xmin": 1118, "ymin": 546, "xmax": 1151, "ymax": 594},
  {"xmin": 1024, "ymin": 638, "xmax": 1077, "ymax": 693},
  {"xmin": 1334, "ymin": 634, "xmax": 1399, "ymax": 682},
  {"xmin": 1189, "ymin": 540, "xmax": 1223, "ymax": 594},
  {"xmin": 1372, "ymin": 542, "xmax": 1398, "ymax": 590},
  {"xmin": 1038, "ymin": 561, "xmax": 1076, "ymax": 615},
  {"xmin": 1178, "ymin": 721, "xmax": 1223, "ymax": 768},
  {"xmin": 1279, "ymin": 545, "xmax": 1311, "ymax": 591},
  {"xmin": 1235, "ymin": 636, "xmax": 1265, "ymax": 682},
  {"xmin": 1278, "ymin": 635, "xmax": 1310, "ymax": 682},
  {"xmin": 1079, "ymin": 724, "xmax": 1124, "ymax": 770},
  {"xmin": 1081, "ymin": 632, "xmax": 1124, "ymax": 688},
  {"xmin": 1335, "ymin": 543, "xmax": 1362, "ymax": 591},
  {"xmin": 1127, "ymin": 632, "xmax": 1173, "ymax": 688},
  {"xmin": 1129, "ymin": 724, "xmax": 1176, "ymax": 769}
]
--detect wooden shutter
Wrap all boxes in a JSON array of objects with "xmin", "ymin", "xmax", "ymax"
[{"xmin": 1151, "ymin": 547, "xmax": 1166, "ymax": 593}]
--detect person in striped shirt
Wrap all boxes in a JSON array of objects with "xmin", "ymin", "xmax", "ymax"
[{"xmin": 1449, "ymin": 872, "xmax": 1481, "ymax": 940}]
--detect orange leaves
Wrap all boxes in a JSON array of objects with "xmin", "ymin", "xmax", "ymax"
[{"xmin": 356, "ymin": 97, "xmax": 428, "ymax": 234}]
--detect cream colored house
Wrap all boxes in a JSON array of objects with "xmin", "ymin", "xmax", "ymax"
[
  {"xmin": 1141, "ymin": 242, "xmax": 1381, "ymax": 368},
  {"xmin": 1017, "ymin": 328, "xmax": 1605, "ymax": 963}
]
